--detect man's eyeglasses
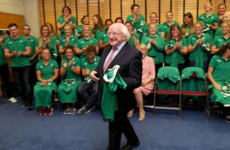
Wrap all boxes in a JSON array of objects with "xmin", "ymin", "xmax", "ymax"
[{"xmin": 107, "ymin": 32, "xmax": 123, "ymax": 36}]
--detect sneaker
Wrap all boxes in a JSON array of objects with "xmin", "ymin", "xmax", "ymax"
[
  {"xmin": 9, "ymin": 97, "xmax": 17, "ymax": 103},
  {"xmin": 77, "ymin": 106, "xmax": 86, "ymax": 115},
  {"xmin": 85, "ymin": 105, "xmax": 96, "ymax": 114},
  {"xmin": 46, "ymin": 107, "xmax": 53, "ymax": 115},
  {"xmin": 27, "ymin": 102, "xmax": 33, "ymax": 110},
  {"xmin": 40, "ymin": 108, "xmax": 46, "ymax": 116},
  {"xmin": 22, "ymin": 101, "xmax": 28, "ymax": 108},
  {"xmin": 64, "ymin": 107, "xmax": 70, "ymax": 115},
  {"xmin": 225, "ymin": 115, "xmax": 230, "ymax": 123},
  {"xmin": 69, "ymin": 107, "xmax": 76, "ymax": 114},
  {"xmin": 218, "ymin": 110, "xmax": 225, "ymax": 117}
]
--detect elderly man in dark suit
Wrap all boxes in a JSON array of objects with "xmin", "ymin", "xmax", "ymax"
[{"xmin": 90, "ymin": 23, "xmax": 142, "ymax": 150}]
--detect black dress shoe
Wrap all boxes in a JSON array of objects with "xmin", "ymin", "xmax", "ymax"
[{"xmin": 120, "ymin": 141, "xmax": 140, "ymax": 150}]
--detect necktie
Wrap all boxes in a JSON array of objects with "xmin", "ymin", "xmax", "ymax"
[{"xmin": 104, "ymin": 47, "xmax": 117, "ymax": 73}]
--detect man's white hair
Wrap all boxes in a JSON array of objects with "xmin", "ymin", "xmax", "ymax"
[{"xmin": 112, "ymin": 23, "xmax": 130, "ymax": 41}]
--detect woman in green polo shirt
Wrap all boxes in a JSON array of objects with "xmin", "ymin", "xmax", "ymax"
[
  {"xmin": 197, "ymin": 2, "xmax": 219, "ymax": 38},
  {"xmin": 58, "ymin": 45, "xmax": 81, "ymax": 115},
  {"xmin": 217, "ymin": 3, "xmax": 227, "ymax": 26},
  {"xmin": 126, "ymin": 4, "xmax": 145, "ymax": 34},
  {"xmin": 77, "ymin": 44, "xmax": 100, "ymax": 115},
  {"xmin": 207, "ymin": 43, "xmax": 230, "ymax": 123},
  {"xmin": 211, "ymin": 21, "xmax": 230, "ymax": 54},
  {"xmin": 38, "ymin": 25, "xmax": 58, "ymax": 60},
  {"xmin": 98, "ymin": 19, "xmax": 113, "ymax": 56},
  {"xmin": 162, "ymin": 12, "xmax": 179, "ymax": 39},
  {"xmin": 57, "ymin": 6, "xmax": 76, "ymax": 37},
  {"xmin": 34, "ymin": 48, "xmax": 59, "ymax": 116},
  {"xmin": 125, "ymin": 21, "xmax": 140, "ymax": 48},
  {"xmin": 46, "ymin": 23, "xmax": 60, "ymax": 45},
  {"xmin": 92, "ymin": 15, "xmax": 105, "ymax": 40},
  {"xmin": 74, "ymin": 15, "xmax": 89, "ymax": 38},
  {"xmin": 59, "ymin": 24, "xmax": 78, "ymax": 59},
  {"xmin": 188, "ymin": 21, "xmax": 211, "ymax": 72},
  {"xmin": 143, "ymin": 12, "xmax": 164, "ymax": 37},
  {"xmin": 164, "ymin": 24, "xmax": 188, "ymax": 73},
  {"xmin": 141, "ymin": 23, "xmax": 164, "ymax": 73},
  {"xmin": 76, "ymin": 25, "xmax": 99, "ymax": 58},
  {"xmin": 180, "ymin": 12, "xmax": 194, "ymax": 40}
]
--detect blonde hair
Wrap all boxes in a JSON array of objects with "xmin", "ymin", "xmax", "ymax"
[
  {"xmin": 82, "ymin": 25, "xmax": 92, "ymax": 36},
  {"xmin": 64, "ymin": 24, "xmax": 73, "ymax": 34},
  {"xmin": 195, "ymin": 21, "xmax": 204, "ymax": 28},
  {"xmin": 137, "ymin": 44, "xmax": 148, "ymax": 53},
  {"xmin": 221, "ymin": 20, "xmax": 230, "ymax": 28}
]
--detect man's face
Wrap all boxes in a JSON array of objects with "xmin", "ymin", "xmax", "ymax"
[
  {"xmin": 108, "ymin": 24, "xmax": 126, "ymax": 47},
  {"xmin": 22, "ymin": 26, "xmax": 30, "ymax": 36},
  {"xmin": 9, "ymin": 26, "xmax": 19, "ymax": 37}
]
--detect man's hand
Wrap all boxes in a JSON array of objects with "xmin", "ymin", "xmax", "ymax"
[{"xmin": 90, "ymin": 70, "xmax": 100, "ymax": 82}]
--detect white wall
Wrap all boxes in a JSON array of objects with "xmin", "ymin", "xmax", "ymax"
[{"xmin": 0, "ymin": 0, "xmax": 40, "ymax": 37}]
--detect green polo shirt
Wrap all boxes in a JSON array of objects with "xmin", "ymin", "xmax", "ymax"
[
  {"xmin": 61, "ymin": 56, "xmax": 81, "ymax": 80},
  {"xmin": 215, "ymin": 27, "xmax": 222, "ymax": 37},
  {"xmin": 143, "ymin": 23, "xmax": 164, "ymax": 35},
  {"xmin": 92, "ymin": 26, "xmax": 106, "ymax": 40},
  {"xmin": 197, "ymin": 13, "xmax": 219, "ymax": 38},
  {"xmin": 26, "ymin": 35, "xmax": 39, "ymax": 64},
  {"xmin": 57, "ymin": 15, "xmax": 77, "ymax": 36},
  {"xmin": 209, "ymin": 55, "xmax": 230, "ymax": 83},
  {"xmin": 162, "ymin": 21, "xmax": 179, "ymax": 38},
  {"xmin": 36, "ymin": 59, "xmax": 59, "ymax": 80},
  {"xmin": 141, "ymin": 34, "xmax": 164, "ymax": 64},
  {"xmin": 4, "ymin": 36, "xmax": 31, "ymax": 67},
  {"xmin": 74, "ymin": 25, "xmax": 83, "ymax": 37},
  {"xmin": 126, "ymin": 14, "xmax": 146, "ymax": 32},
  {"xmin": 81, "ymin": 55, "xmax": 100, "ymax": 72},
  {"xmin": 0, "ymin": 36, "xmax": 7, "ymax": 65},
  {"xmin": 54, "ymin": 34, "xmax": 60, "ymax": 40},
  {"xmin": 98, "ymin": 30, "xmax": 109, "ymax": 44},
  {"xmin": 128, "ymin": 32, "xmax": 140, "ymax": 47},
  {"xmin": 164, "ymin": 37, "xmax": 187, "ymax": 65},
  {"xmin": 212, "ymin": 35, "xmax": 230, "ymax": 49},
  {"xmin": 188, "ymin": 33, "xmax": 211, "ymax": 61},
  {"xmin": 76, "ymin": 37, "xmax": 98, "ymax": 58},
  {"xmin": 40, "ymin": 37, "xmax": 57, "ymax": 60},
  {"xmin": 180, "ymin": 25, "xmax": 193, "ymax": 40}
]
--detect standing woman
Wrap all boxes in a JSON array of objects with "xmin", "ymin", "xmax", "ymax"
[
  {"xmin": 98, "ymin": 19, "xmax": 113, "ymax": 56},
  {"xmin": 180, "ymin": 12, "xmax": 194, "ymax": 40},
  {"xmin": 34, "ymin": 48, "xmax": 59, "ymax": 115},
  {"xmin": 197, "ymin": 2, "xmax": 219, "ymax": 38},
  {"xmin": 126, "ymin": 4, "xmax": 146, "ymax": 33},
  {"xmin": 74, "ymin": 15, "xmax": 89, "ymax": 38},
  {"xmin": 207, "ymin": 43, "xmax": 230, "ymax": 123},
  {"xmin": 125, "ymin": 21, "xmax": 140, "ymax": 48},
  {"xmin": 59, "ymin": 24, "xmax": 78, "ymax": 59},
  {"xmin": 188, "ymin": 21, "xmax": 211, "ymax": 72},
  {"xmin": 76, "ymin": 25, "xmax": 99, "ymax": 58},
  {"xmin": 211, "ymin": 21, "xmax": 230, "ymax": 55},
  {"xmin": 92, "ymin": 15, "xmax": 105, "ymax": 39},
  {"xmin": 141, "ymin": 23, "xmax": 164, "ymax": 73},
  {"xmin": 38, "ymin": 25, "xmax": 58, "ymax": 60},
  {"xmin": 143, "ymin": 12, "xmax": 164, "ymax": 37},
  {"xmin": 164, "ymin": 24, "xmax": 188, "ymax": 73},
  {"xmin": 218, "ymin": 3, "xmax": 227, "ymax": 26},
  {"xmin": 162, "ymin": 12, "xmax": 180, "ymax": 38},
  {"xmin": 46, "ymin": 23, "xmax": 60, "ymax": 45},
  {"xmin": 57, "ymin": 6, "xmax": 76, "ymax": 37},
  {"xmin": 58, "ymin": 46, "xmax": 81, "ymax": 114}
]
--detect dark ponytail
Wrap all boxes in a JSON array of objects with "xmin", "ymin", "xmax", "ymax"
[{"xmin": 215, "ymin": 43, "xmax": 230, "ymax": 55}]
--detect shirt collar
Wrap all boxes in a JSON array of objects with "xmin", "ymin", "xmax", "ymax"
[{"xmin": 115, "ymin": 41, "xmax": 126, "ymax": 51}]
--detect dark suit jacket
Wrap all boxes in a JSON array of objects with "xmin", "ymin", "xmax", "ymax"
[{"xmin": 96, "ymin": 42, "xmax": 142, "ymax": 113}]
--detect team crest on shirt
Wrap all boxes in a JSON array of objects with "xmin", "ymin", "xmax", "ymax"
[
  {"xmin": 71, "ymin": 39, "xmax": 74, "ymax": 41},
  {"xmin": 20, "ymin": 40, "xmax": 23, "ymax": 43},
  {"xmin": 63, "ymin": 39, "xmax": 66, "ymax": 41},
  {"xmin": 164, "ymin": 26, "xmax": 167, "ymax": 28},
  {"xmin": 73, "ymin": 61, "xmax": 75, "ymax": 64},
  {"xmin": 104, "ymin": 34, "xmax": 106, "ymax": 37},
  {"xmin": 95, "ymin": 62, "xmax": 97, "ymax": 65},
  {"xmin": 81, "ymin": 41, "xmax": 84, "ymax": 43},
  {"xmin": 30, "ymin": 39, "xmax": 33, "ymax": 42},
  {"xmin": 90, "ymin": 40, "xmax": 93, "ymax": 43},
  {"xmin": 218, "ymin": 59, "xmax": 221, "ymax": 62},
  {"xmin": 85, "ymin": 62, "xmax": 87, "ymax": 65},
  {"xmin": 192, "ymin": 38, "xmax": 196, "ymax": 40},
  {"xmin": 51, "ymin": 63, "xmax": 53, "ymax": 67},
  {"xmin": 211, "ymin": 16, "xmax": 214, "ymax": 19},
  {"xmin": 201, "ymin": 17, "xmax": 204, "ymax": 19},
  {"xmin": 40, "ymin": 66, "xmax": 43, "ymax": 69},
  {"xmin": 219, "ymin": 39, "xmax": 222, "ymax": 42},
  {"xmin": 9, "ymin": 42, "xmax": 12, "ymax": 44}
]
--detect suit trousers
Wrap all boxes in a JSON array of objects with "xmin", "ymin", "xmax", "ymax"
[{"xmin": 108, "ymin": 111, "xmax": 139, "ymax": 150}]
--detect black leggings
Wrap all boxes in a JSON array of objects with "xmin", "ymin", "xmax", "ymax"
[{"xmin": 0, "ymin": 63, "xmax": 12, "ymax": 98}]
